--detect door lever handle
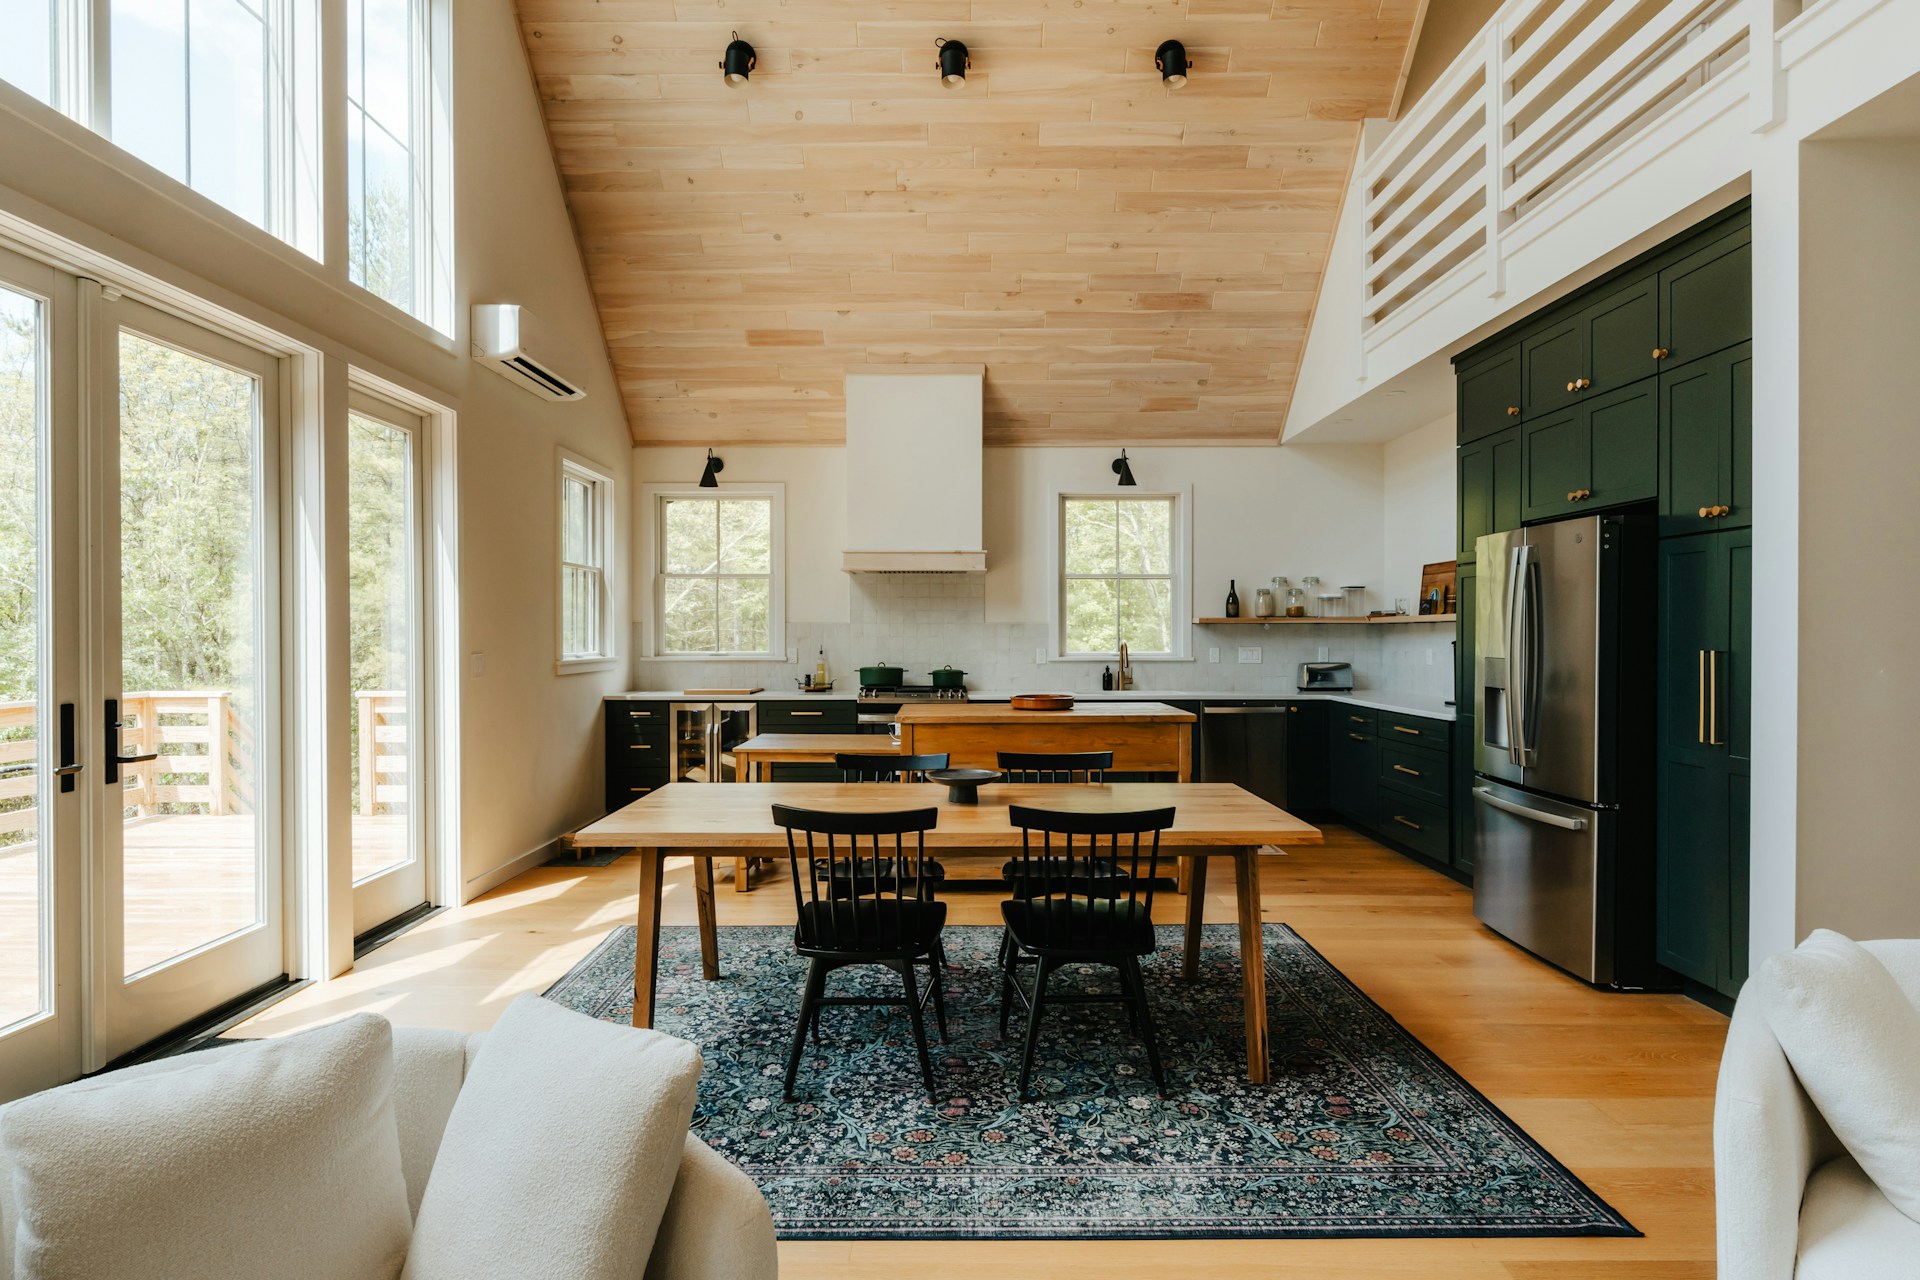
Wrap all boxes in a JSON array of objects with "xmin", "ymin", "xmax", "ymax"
[{"xmin": 116, "ymin": 752, "xmax": 159, "ymax": 765}]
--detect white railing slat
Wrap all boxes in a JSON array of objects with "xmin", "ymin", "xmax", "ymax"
[
  {"xmin": 1367, "ymin": 84, "xmax": 1488, "ymax": 222},
  {"xmin": 1366, "ymin": 217, "xmax": 1486, "ymax": 317},
  {"xmin": 1365, "ymin": 171, "xmax": 1486, "ymax": 289},
  {"xmin": 1364, "ymin": 139, "xmax": 1485, "ymax": 257},
  {"xmin": 1360, "ymin": 45, "xmax": 1490, "ymax": 186},
  {"xmin": 1509, "ymin": 0, "xmax": 1721, "ymax": 154},
  {"xmin": 1508, "ymin": 0, "xmax": 1612, "ymax": 80}
]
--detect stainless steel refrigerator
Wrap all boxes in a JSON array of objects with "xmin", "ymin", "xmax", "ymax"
[{"xmin": 1471, "ymin": 512, "xmax": 1657, "ymax": 987}]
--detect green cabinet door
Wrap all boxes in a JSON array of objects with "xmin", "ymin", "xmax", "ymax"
[
  {"xmin": 1457, "ymin": 344, "xmax": 1523, "ymax": 443},
  {"xmin": 1286, "ymin": 703, "xmax": 1331, "ymax": 811},
  {"xmin": 1659, "ymin": 223, "xmax": 1751, "ymax": 368},
  {"xmin": 1582, "ymin": 274, "xmax": 1660, "ymax": 395},
  {"xmin": 1330, "ymin": 726, "xmax": 1378, "ymax": 829},
  {"xmin": 1521, "ymin": 315, "xmax": 1586, "ymax": 416},
  {"xmin": 1660, "ymin": 341, "xmax": 1752, "ymax": 536},
  {"xmin": 1457, "ymin": 426, "xmax": 1521, "ymax": 562},
  {"xmin": 1454, "ymin": 565, "xmax": 1477, "ymax": 710},
  {"xmin": 1656, "ymin": 756, "xmax": 1731, "ymax": 986},
  {"xmin": 1521, "ymin": 405, "xmax": 1588, "ymax": 522}
]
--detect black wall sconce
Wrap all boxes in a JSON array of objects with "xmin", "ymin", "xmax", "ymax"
[
  {"xmin": 1155, "ymin": 40, "xmax": 1189, "ymax": 89},
  {"xmin": 699, "ymin": 449, "xmax": 725, "ymax": 488},
  {"xmin": 720, "ymin": 32, "xmax": 756, "ymax": 87},
  {"xmin": 1112, "ymin": 450, "xmax": 1137, "ymax": 487},
  {"xmin": 936, "ymin": 38, "xmax": 971, "ymax": 89}
]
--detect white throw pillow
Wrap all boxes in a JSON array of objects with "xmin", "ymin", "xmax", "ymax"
[
  {"xmin": 0, "ymin": 1012, "xmax": 411, "ymax": 1280},
  {"xmin": 1754, "ymin": 928, "xmax": 1920, "ymax": 1222},
  {"xmin": 402, "ymin": 994, "xmax": 703, "ymax": 1280}
]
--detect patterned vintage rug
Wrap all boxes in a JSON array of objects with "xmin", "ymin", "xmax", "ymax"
[{"xmin": 543, "ymin": 923, "xmax": 1637, "ymax": 1241}]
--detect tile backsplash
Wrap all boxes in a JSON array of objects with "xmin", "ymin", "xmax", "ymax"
[{"xmin": 629, "ymin": 573, "xmax": 1456, "ymax": 698}]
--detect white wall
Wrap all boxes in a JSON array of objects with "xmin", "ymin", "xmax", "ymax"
[
  {"xmin": 0, "ymin": 0, "xmax": 633, "ymax": 928},
  {"xmin": 1382, "ymin": 415, "xmax": 1458, "ymax": 607}
]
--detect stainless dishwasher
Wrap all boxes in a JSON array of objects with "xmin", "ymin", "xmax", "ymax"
[{"xmin": 1199, "ymin": 704, "xmax": 1289, "ymax": 808}]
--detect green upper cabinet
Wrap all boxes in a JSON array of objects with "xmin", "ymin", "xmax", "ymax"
[
  {"xmin": 1583, "ymin": 275, "xmax": 1660, "ymax": 393},
  {"xmin": 1457, "ymin": 425, "xmax": 1522, "ymax": 562},
  {"xmin": 1658, "ymin": 223, "xmax": 1751, "ymax": 369},
  {"xmin": 1520, "ymin": 380, "xmax": 1657, "ymax": 522},
  {"xmin": 1521, "ymin": 315, "xmax": 1586, "ymax": 416},
  {"xmin": 1457, "ymin": 344, "xmax": 1522, "ymax": 443},
  {"xmin": 1660, "ymin": 341, "xmax": 1752, "ymax": 535}
]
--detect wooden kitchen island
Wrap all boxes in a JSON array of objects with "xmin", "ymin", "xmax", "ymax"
[{"xmin": 895, "ymin": 700, "xmax": 1195, "ymax": 780}]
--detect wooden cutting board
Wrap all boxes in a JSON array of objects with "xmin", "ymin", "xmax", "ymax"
[{"xmin": 682, "ymin": 687, "xmax": 764, "ymax": 696}]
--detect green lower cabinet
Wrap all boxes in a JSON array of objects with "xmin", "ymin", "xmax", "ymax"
[
  {"xmin": 1329, "ymin": 726, "xmax": 1378, "ymax": 830},
  {"xmin": 1458, "ymin": 427, "xmax": 1522, "ymax": 563},
  {"xmin": 1655, "ymin": 756, "xmax": 1732, "ymax": 985},
  {"xmin": 1285, "ymin": 702, "xmax": 1331, "ymax": 811}
]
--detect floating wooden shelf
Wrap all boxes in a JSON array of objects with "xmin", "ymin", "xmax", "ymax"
[{"xmin": 1194, "ymin": 614, "xmax": 1456, "ymax": 626}]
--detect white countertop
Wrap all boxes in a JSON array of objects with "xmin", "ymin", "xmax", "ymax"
[{"xmin": 608, "ymin": 688, "xmax": 1458, "ymax": 722}]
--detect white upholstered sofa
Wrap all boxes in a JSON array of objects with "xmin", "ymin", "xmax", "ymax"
[{"xmin": 1715, "ymin": 937, "xmax": 1920, "ymax": 1280}]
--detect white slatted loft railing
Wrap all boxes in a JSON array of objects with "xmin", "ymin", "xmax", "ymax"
[{"xmin": 1359, "ymin": 0, "xmax": 1770, "ymax": 338}]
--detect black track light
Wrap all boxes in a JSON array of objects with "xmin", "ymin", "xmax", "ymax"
[
  {"xmin": 1155, "ymin": 39, "xmax": 1189, "ymax": 89},
  {"xmin": 720, "ymin": 32, "xmax": 756, "ymax": 87},
  {"xmin": 1112, "ymin": 450, "xmax": 1137, "ymax": 487},
  {"xmin": 935, "ymin": 37, "xmax": 971, "ymax": 89},
  {"xmin": 699, "ymin": 449, "xmax": 725, "ymax": 488}
]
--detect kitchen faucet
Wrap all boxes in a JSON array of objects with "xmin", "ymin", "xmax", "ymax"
[{"xmin": 1116, "ymin": 642, "xmax": 1132, "ymax": 691}]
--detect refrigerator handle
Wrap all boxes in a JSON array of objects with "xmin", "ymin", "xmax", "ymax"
[
  {"xmin": 1505, "ymin": 543, "xmax": 1531, "ymax": 767},
  {"xmin": 1521, "ymin": 549, "xmax": 1543, "ymax": 764},
  {"xmin": 1473, "ymin": 786, "xmax": 1589, "ymax": 831}
]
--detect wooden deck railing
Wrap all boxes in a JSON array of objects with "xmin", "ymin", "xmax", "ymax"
[{"xmin": 0, "ymin": 689, "xmax": 410, "ymax": 850}]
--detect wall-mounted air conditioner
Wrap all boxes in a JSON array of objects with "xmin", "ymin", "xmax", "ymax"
[{"xmin": 471, "ymin": 304, "xmax": 587, "ymax": 402}]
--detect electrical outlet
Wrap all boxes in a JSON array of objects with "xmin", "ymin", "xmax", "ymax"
[
  {"xmin": 1208, "ymin": 647, "xmax": 1220, "ymax": 664},
  {"xmin": 788, "ymin": 646, "xmax": 798, "ymax": 663},
  {"xmin": 1316, "ymin": 646, "xmax": 1328, "ymax": 661},
  {"xmin": 1237, "ymin": 646, "xmax": 1261, "ymax": 664},
  {"xmin": 469, "ymin": 652, "xmax": 486, "ymax": 678},
  {"xmin": 1035, "ymin": 647, "xmax": 1047, "ymax": 665}
]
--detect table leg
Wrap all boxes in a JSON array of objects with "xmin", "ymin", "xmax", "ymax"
[
  {"xmin": 1182, "ymin": 853, "xmax": 1208, "ymax": 981},
  {"xmin": 1233, "ymin": 846, "xmax": 1270, "ymax": 1084},
  {"xmin": 1177, "ymin": 856, "xmax": 1193, "ymax": 897},
  {"xmin": 693, "ymin": 855, "xmax": 721, "ymax": 980},
  {"xmin": 633, "ymin": 850, "xmax": 664, "ymax": 1029}
]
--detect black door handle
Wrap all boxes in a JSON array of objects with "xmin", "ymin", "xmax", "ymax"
[
  {"xmin": 57, "ymin": 702, "xmax": 80, "ymax": 792},
  {"xmin": 103, "ymin": 700, "xmax": 157, "ymax": 783}
]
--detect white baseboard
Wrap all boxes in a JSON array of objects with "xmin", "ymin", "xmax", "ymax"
[{"xmin": 462, "ymin": 838, "xmax": 560, "ymax": 902}]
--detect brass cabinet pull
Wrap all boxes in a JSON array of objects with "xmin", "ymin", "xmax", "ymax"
[
  {"xmin": 1393, "ymin": 763, "xmax": 1422, "ymax": 777},
  {"xmin": 1390, "ymin": 726, "xmax": 1422, "ymax": 736},
  {"xmin": 1652, "ymin": 347, "xmax": 1670, "ymax": 359},
  {"xmin": 630, "ymin": 742, "xmax": 652, "ymax": 750},
  {"xmin": 1348, "ymin": 732, "xmax": 1369, "ymax": 742},
  {"xmin": 1578, "ymin": 377, "xmax": 1591, "ymax": 389},
  {"xmin": 1709, "ymin": 650, "xmax": 1722, "ymax": 747},
  {"xmin": 1349, "ymin": 715, "xmax": 1369, "ymax": 724},
  {"xmin": 1506, "ymin": 405, "xmax": 1520, "ymax": 416},
  {"xmin": 1698, "ymin": 506, "xmax": 1712, "ymax": 518},
  {"xmin": 1565, "ymin": 380, "xmax": 1576, "ymax": 392},
  {"xmin": 630, "ymin": 787, "xmax": 652, "ymax": 794},
  {"xmin": 1578, "ymin": 489, "xmax": 1592, "ymax": 500},
  {"xmin": 629, "ymin": 710, "xmax": 653, "ymax": 718},
  {"xmin": 791, "ymin": 710, "xmax": 824, "ymax": 716},
  {"xmin": 1392, "ymin": 815, "xmax": 1422, "ymax": 831},
  {"xmin": 1697, "ymin": 650, "xmax": 1707, "ymax": 744},
  {"xmin": 1717, "ymin": 504, "xmax": 1732, "ymax": 518},
  {"xmin": 1568, "ymin": 491, "xmax": 1578, "ymax": 502}
]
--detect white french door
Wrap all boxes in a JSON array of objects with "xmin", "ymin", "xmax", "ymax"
[
  {"xmin": 346, "ymin": 390, "xmax": 428, "ymax": 934},
  {"xmin": 84, "ymin": 289, "xmax": 287, "ymax": 1065}
]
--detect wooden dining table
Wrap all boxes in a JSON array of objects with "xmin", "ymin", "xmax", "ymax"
[{"xmin": 571, "ymin": 781, "xmax": 1322, "ymax": 1084}]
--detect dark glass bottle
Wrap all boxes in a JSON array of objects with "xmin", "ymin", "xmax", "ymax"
[
  {"xmin": 1225, "ymin": 579, "xmax": 1240, "ymax": 618},
  {"xmin": 1101, "ymin": 665, "xmax": 1114, "ymax": 691}
]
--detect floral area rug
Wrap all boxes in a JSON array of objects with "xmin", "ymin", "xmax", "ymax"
[{"xmin": 542, "ymin": 923, "xmax": 1637, "ymax": 1241}]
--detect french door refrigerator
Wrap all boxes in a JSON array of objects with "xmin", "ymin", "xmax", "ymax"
[{"xmin": 1471, "ymin": 512, "xmax": 1658, "ymax": 987}]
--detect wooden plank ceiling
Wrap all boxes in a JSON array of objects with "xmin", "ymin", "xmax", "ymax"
[{"xmin": 517, "ymin": 0, "xmax": 1419, "ymax": 445}]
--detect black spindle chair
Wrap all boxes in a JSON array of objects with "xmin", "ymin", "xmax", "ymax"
[
  {"xmin": 999, "ymin": 804, "xmax": 1177, "ymax": 1101},
  {"xmin": 996, "ymin": 750, "xmax": 1112, "ymax": 785},
  {"xmin": 811, "ymin": 753, "xmax": 952, "ymax": 899},
  {"xmin": 773, "ymin": 803, "xmax": 948, "ymax": 1102}
]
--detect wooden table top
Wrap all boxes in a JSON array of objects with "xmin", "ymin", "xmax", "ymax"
[
  {"xmin": 574, "ymin": 781, "xmax": 1320, "ymax": 849},
  {"xmin": 733, "ymin": 733, "xmax": 898, "ymax": 757},
  {"xmin": 894, "ymin": 700, "xmax": 1196, "ymax": 725}
]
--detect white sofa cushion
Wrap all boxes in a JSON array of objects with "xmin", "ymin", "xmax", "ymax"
[
  {"xmin": 646, "ymin": 1135, "xmax": 780, "ymax": 1280},
  {"xmin": 402, "ymin": 995, "xmax": 703, "ymax": 1280},
  {"xmin": 1798, "ymin": 1156, "xmax": 1920, "ymax": 1280},
  {"xmin": 389, "ymin": 1027, "xmax": 475, "ymax": 1218},
  {"xmin": 0, "ymin": 1012, "xmax": 410, "ymax": 1280},
  {"xmin": 1754, "ymin": 929, "xmax": 1920, "ymax": 1222}
]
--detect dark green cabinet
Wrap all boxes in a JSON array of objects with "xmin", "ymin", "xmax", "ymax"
[
  {"xmin": 1285, "ymin": 702, "xmax": 1331, "ymax": 811},
  {"xmin": 1655, "ymin": 530, "xmax": 1752, "ymax": 997},
  {"xmin": 1659, "ymin": 224, "xmax": 1751, "ymax": 368},
  {"xmin": 1660, "ymin": 341, "xmax": 1752, "ymax": 536},
  {"xmin": 1330, "ymin": 726, "xmax": 1378, "ymax": 830},
  {"xmin": 1457, "ymin": 426, "xmax": 1522, "ymax": 562},
  {"xmin": 1583, "ymin": 275, "xmax": 1660, "ymax": 393},
  {"xmin": 1521, "ymin": 379, "xmax": 1657, "ymax": 521},
  {"xmin": 1521, "ymin": 315, "xmax": 1586, "ymax": 416},
  {"xmin": 605, "ymin": 701, "xmax": 672, "ymax": 811},
  {"xmin": 1457, "ymin": 344, "xmax": 1522, "ymax": 443}
]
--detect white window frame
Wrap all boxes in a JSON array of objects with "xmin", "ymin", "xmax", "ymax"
[
  {"xmin": 641, "ymin": 483, "xmax": 785, "ymax": 662},
  {"xmin": 556, "ymin": 450, "xmax": 617, "ymax": 674},
  {"xmin": 1050, "ymin": 487, "xmax": 1193, "ymax": 662}
]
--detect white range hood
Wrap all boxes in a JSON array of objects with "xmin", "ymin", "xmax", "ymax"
[{"xmin": 842, "ymin": 366, "xmax": 987, "ymax": 574}]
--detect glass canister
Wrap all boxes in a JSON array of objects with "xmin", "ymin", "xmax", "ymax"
[
  {"xmin": 1253, "ymin": 587, "xmax": 1276, "ymax": 617},
  {"xmin": 1342, "ymin": 585, "xmax": 1366, "ymax": 617},
  {"xmin": 1300, "ymin": 576, "xmax": 1322, "ymax": 617},
  {"xmin": 1283, "ymin": 581, "xmax": 1306, "ymax": 617}
]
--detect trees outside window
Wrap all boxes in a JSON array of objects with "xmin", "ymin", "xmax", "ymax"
[
  {"xmin": 1060, "ymin": 496, "xmax": 1182, "ymax": 657},
  {"xmin": 656, "ymin": 494, "xmax": 776, "ymax": 657}
]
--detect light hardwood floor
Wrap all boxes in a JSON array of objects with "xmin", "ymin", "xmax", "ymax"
[{"xmin": 238, "ymin": 825, "xmax": 1725, "ymax": 1279}]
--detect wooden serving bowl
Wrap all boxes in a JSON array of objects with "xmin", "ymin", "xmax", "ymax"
[{"xmin": 1010, "ymin": 693, "xmax": 1076, "ymax": 711}]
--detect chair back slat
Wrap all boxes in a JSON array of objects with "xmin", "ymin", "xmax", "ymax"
[
  {"xmin": 774, "ymin": 804, "xmax": 939, "ymax": 951},
  {"xmin": 996, "ymin": 750, "xmax": 1112, "ymax": 785},
  {"xmin": 835, "ymin": 752, "xmax": 951, "ymax": 783},
  {"xmin": 1006, "ymin": 805, "xmax": 1175, "ymax": 943}
]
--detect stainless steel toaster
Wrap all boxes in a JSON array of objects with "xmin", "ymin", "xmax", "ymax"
[{"xmin": 1297, "ymin": 661, "xmax": 1353, "ymax": 692}]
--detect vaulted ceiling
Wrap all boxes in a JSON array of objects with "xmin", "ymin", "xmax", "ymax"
[{"xmin": 517, "ymin": 0, "xmax": 1420, "ymax": 445}]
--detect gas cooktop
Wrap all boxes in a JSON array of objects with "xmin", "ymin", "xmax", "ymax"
[{"xmin": 857, "ymin": 685, "xmax": 969, "ymax": 703}]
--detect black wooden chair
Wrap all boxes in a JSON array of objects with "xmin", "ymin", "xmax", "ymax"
[
  {"xmin": 996, "ymin": 750, "xmax": 1112, "ymax": 784},
  {"xmin": 999, "ymin": 804, "xmax": 1177, "ymax": 1100},
  {"xmin": 812, "ymin": 753, "xmax": 952, "ymax": 898},
  {"xmin": 773, "ymin": 803, "xmax": 948, "ymax": 1102}
]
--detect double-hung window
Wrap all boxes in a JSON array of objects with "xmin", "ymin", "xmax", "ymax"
[
  {"xmin": 558, "ymin": 453, "xmax": 615, "ymax": 670},
  {"xmin": 1058, "ymin": 493, "xmax": 1188, "ymax": 659},
  {"xmin": 651, "ymin": 489, "xmax": 781, "ymax": 659}
]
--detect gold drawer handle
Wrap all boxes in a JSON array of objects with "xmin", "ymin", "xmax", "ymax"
[
  {"xmin": 629, "ymin": 710, "xmax": 653, "ymax": 718},
  {"xmin": 630, "ymin": 742, "xmax": 652, "ymax": 750},
  {"xmin": 1392, "ymin": 764, "xmax": 1422, "ymax": 777},
  {"xmin": 1390, "ymin": 726, "xmax": 1422, "ymax": 736},
  {"xmin": 1506, "ymin": 405, "xmax": 1520, "ymax": 416},
  {"xmin": 1652, "ymin": 347, "xmax": 1670, "ymax": 359},
  {"xmin": 1392, "ymin": 815, "xmax": 1422, "ymax": 831},
  {"xmin": 791, "ymin": 710, "xmax": 824, "ymax": 716},
  {"xmin": 1565, "ymin": 380, "xmax": 1575, "ymax": 392},
  {"xmin": 630, "ymin": 787, "xmax": 652, "ymax": 794},
  {"xmin": 1347, "ymin": 732, "xmax": 1368, "ymax": 742},
  {"xmin": 1349, "ymin": 715, "xmax": 1369, "ymax": 724}
]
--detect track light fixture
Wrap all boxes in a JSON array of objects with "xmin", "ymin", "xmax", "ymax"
[
  {"xmin": 1112, "ymin": 450, "xmax": 1137, "ymax": 487},
  {"xmin": 935, "ymin": 37, "xmax": 971, "ymax": 89},
  {"xmin": 1155, "ymin": 40, "xmax": 1189, "ymax": 88},
  {"xmin": 699, "ymin": 449, "xmax": 725, "ymax": 488},
  {"xmin": 720, "ymin": 32, "xmax": 756, "ymax": 87}
]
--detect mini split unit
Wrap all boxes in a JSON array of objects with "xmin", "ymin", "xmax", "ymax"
[{"xmin": 471, "ymin": 304, "xmax": 587, "ymax": 402}]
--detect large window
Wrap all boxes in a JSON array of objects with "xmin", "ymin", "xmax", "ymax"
[
  {"xmin": 1059, "ymin": 494, "xmax": 1185, "ymax": 658},
  {"xmin": 346, "ymin": 0, "xmax": 449, "ymax": 329},
  {"xmin": 653, "ymin": 491, "xmax": 780, "ymax": 658},
  {"xmin": 558, "ymin": 453, "xmax": 614, "ymax": 668}
]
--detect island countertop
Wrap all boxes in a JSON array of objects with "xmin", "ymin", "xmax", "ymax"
[{"xmin": 893, "ymin": 700, "xmax": 1196, "ymax": 726}]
